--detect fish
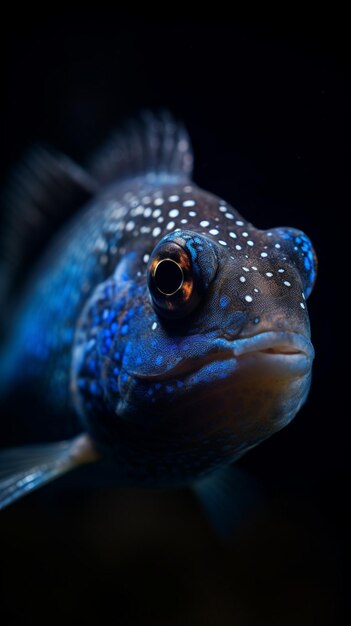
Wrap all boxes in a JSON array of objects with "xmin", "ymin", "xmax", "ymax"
[{"xmin": 0, "ymin": 112, "xmax": 317, "ymax": 525}]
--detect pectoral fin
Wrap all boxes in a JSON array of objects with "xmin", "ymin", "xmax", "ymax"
[
  {"xmin": 193, "ymin": 465, "xmax": 263, "ymax": 538},
  {"xmin": 0, "ymin": 434, "xmax": 99, "ymax": 510}
]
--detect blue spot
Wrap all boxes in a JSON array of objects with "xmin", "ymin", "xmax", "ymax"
[
  {"xmin": 104, "ymin": 337, "xmax": 112, "ymax": 349},
  {"xmin": 304, "ymin": 256, "xmax": 311, "ymax": 270},
  {"xmin": 253, "ymin": 317, "xmax": 260, "ymax": 324},
  {"xmin": 110, "ymin": 322, "xmax": 117, "ymax": 333},
  {"xmin": 155, "ymin": 354, "xmax": 163, "ymax": 366},
  {"xmin": 113, "ymin": 366, "xmax": 119, "ymax": 375},
  {"xmin": 121, "ymin": 324, "xmax": 129, "ymax": 335},
  {"xmin": 166, "ymin": 385, "xmax": 174, "ymax": 393},
  {"xmin": 147, "ymin": 387, "xmax": 154, "ymax": 396},
  {"xmin": 89, "ymin": 381, "xmax": 100, "ymax": 396},
  {"xmin": 176, "ymin": 380, "xmax": 184, "ymax": 388},
  {"xmin": 135, "ymin": 356, "xmax": 142, "ymax": 366},
  {"xmin": 155, "ymin": 383, "xmax": 162, "ymax": 390},
  {"xmin": 220, "ymin": 294, "xmax": 230, "ymax": 309},
  {"xmin": 88, "ymin": 359, "xmax": 97, "ymax": 374}
]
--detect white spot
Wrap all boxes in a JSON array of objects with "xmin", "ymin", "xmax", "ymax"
[
  {"xmin": 184, "ymin": 185, "xmax": 192, "ymax": 193},
  {"xmin": 154, "ymin": 197, "xmax": 164, "ymax": 206},
  {"xmin": 152, "ymin": 322, "xmax": 158, "ymax": 330},
  {"xmin": 254, "ymin": 288, "xmax": 259, "ymax": 293},
  {"xmin": 247, "ymin": 240, "xmax": 254, "ymax": 246},
  {"xmin": 229, "ymin": 231, "xmax": 237, "ymax": 239},
  {"xmin": 239, "ymin": 276, "xmax": 246, "ymax": 283},
  {"xmin": 166, "ymin": 221, "xmax": 175, "ymax": 230},
  {"xmin": 218, "ymin": 240, "xmax": 227, "ymax": 246},
  {"xmin": 143, "ymin": 254, "xmax": 149, "ymax": 264},
  {"xmin": 242, "ymin": 231, "xmax": 248, "ymax": 237},
  {"xmin": 181, "ymin": 219, "xmax": 188, "ymax": 224},
  {"xmin": 260, "ymin": 252, "xmax": 268, "ymax": 258},
  {"xmin": 169, "ymin": 208, "xmax": 179, "ymax": 218},
  {"xmin": 209, "ymin": 228, "xmax": 219, "ymax": 235},
  {"xmin": 219, "ymin": 205, "xmax": 227, "ymax": 212},
  {"xmin": 157, "ymin": 216, "xmax": 164, "ymax": 223},
  {"xmin": 266, "ymin": 272, "xmax": 273, "ymax": 277},
  {"xmin": 131, "ymin": 205, "xmax": 144, "ymax": 216},
  {"xmin": 152, "ymin": 227, "xmax": 161, "ymax": 237},
  {"xmin": 267, "ymin": 232, "xmax": 273, "ymax": 237},
  {"xmin": 189, "ymin": 210, "xmax": 197, "ymax": 217},
  {"xmin": 200, "ymin": 220, "xmax": 210, "ymax": 227},
  {"xmin": 275, "ymin": 243, "xmax": 281, "ymax": 249},
  {"xmin": 142, "ymin": 196, "xmax": 151, "ymax": 204},
  {"xmin": 183, "ymin": 199, "xmax": 196, "ymax": 207},
  {"xmin": 225, "ymin": 213, "xmax": 234, "ymax": 220},
  {"xmin": 302, "ymin": 292, "xmax": 306, "ymax": 300},
  {"xmin": 245, "ymin": 295, "xmax": 253, "ymax": 302},
  {"xmin": 125, "ymin": 221, "xmax": 135, "ymax": 232},
  {"xmin": 242, "ymin": 266, "xmax": 250, "ymax": 272},
  {"xmin": 284, "ymin": 281, "xmax": 291, "ymax": 287},
  {"xmin": 169, "ymin": 195, "xmax": 179, "ymax": 202},
  {"xmin": 300, "ymin": 302, "xmax": 306, "ymax": 309},
  {"xmin": 278, "ymin": 268, "xmax": 285, "ymax": 273},
  {"xmin": 152, "ymin": 209, "xmax": 162, "ymax": 218},
  {"xmin": 251, "ymin": 266, "xmax": 258, "ymax": 270},
  {"xmin": 236, "ymin": 220, "xmax": 244, "ymax": 226},
  {"xmin": 143, "ymin": 207, "xmax": 152, "ymax": 218},
  {"xmin": 235, "ymin": 244, "xmax": 242, "ymax": 250}
]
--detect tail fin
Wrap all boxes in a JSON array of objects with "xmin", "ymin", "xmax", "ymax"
[
  {"xmin": 0, "ymin": 434, "xmax": 98, "ymax": 510},
  {"xmin": 88, "ymin": 110, "xmax": 193, "ymax": 185}
]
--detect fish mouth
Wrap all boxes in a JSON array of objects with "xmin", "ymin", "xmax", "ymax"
[{"xmin": 135, "ymin": 331, "xmax": 314, "ymax": 383}]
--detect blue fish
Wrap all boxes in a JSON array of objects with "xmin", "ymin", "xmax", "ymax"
[{"xmin": 0, "ymin": 113, "xmax": 316, "ymax": 523}]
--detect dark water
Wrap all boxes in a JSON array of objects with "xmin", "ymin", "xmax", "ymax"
[{"xmin": 1, "ymin": 16, "xmax": 348, "ymax": 626}]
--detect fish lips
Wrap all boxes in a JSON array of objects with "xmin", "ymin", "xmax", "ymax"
[
  {"xmin": 130, "ymin": 331, "xmax": 314, "ymax": 385},
  {"xmin": 117, "ymin": 331, "xmax": 314, "ymax": 421}
]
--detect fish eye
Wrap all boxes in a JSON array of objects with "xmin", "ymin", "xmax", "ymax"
[
  {"xmin": 147, "ymin": 232, "xmax": 218, "ymax": 319},
  {"xmin": 153, "ymin": 258, "xmax": 184, "ymax": 296}
]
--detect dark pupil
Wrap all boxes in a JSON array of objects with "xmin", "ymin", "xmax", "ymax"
[{"xmin": 154, "ymin": 259, "xmax": 184, "ymax": 296}]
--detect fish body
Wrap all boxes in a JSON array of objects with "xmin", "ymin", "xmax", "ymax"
[{"xmin": 0, "ymin": 114, "xmax": 316, "ymax": 509}]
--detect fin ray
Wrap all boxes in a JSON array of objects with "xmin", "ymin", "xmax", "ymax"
[
  {"xmin": 0, "ymin": 434, "xmax": 98, "ymax": 510},
  {"xmin": 1, "ymin": 146, "xmax": 98, "ymax": 301},
  {"xmin": 88, "ymin": 110, "xmax": 193, "ymax": 185}
]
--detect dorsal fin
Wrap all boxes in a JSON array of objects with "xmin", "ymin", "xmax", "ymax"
[
  {"xmin": 0, "ymin": 146, "xmax": 99, "ymax": 298},
  {"xmin": 88, "ymin": 110, "xmax": 194, "ymax": 185}
]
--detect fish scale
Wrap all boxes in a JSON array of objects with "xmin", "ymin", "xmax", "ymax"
[{"xmin": 0, "ymin": 113, "xmax": 317, "ymax": 519}]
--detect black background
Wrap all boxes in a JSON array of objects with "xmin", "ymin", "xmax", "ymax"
[{"xmin": 0, "ymin": 15, "xmax": 348, "ymax": 626}]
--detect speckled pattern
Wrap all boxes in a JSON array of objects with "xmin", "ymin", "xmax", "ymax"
[{"xmin": 1, "ymin": 115, "xmax": 317, "ymax": 487}]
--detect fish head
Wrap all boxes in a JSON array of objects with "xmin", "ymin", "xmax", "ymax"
[
  {"xmin": 73, "ymin": 192, "xmax": 316, "ymax": 476},
  {"xmin": 100, "ymin": 219, "xmax": 315, "ymax": 450}
]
